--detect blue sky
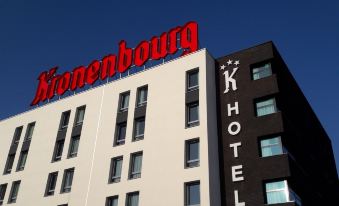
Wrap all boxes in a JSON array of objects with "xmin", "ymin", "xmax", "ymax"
[{"xmin": 0, "ymin": 0, "xmax": 338, "ymax": 169}]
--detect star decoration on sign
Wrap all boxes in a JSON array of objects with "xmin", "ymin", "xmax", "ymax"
[
  {"xmin": 220, "ymin": 65, "xmax": 226, "ymax": 70},
  {"xmin": 219, "ymin": 59, "xmax": 240, "ymax": 70},
  {"xmin": 227, "ymin": 59, "xmax": 233, "ymax": 65}
]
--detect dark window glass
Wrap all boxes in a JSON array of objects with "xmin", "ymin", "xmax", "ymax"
[
  {"xmin": 136, "ymin": 86, "xmax": 148, "ymax": 107},
  {"xmin": 25, "ymin": 122, "xmax": 35, "ymax": 141},
  {"xmin": 16, "ymin": 151, "xmax": 28, "ymax": 171},
  {"xmin": 8, "ymin": 181, "xmax": 20, "ymax": 204},
  {"xmin": 45, "ymin": 172, "xmax": 58, "ymax": 196},
  {"xmin": 119, "ymin": 92, "xmax": 130, "ymax": 112},
  {"xmin": 57, "ymin": 204, "xmax": 68, "ymax": 206},
  {"xmin": 186, "ymin": 139, "xmax": 199, "ymax": 168},
  {"xmin": 60, "ymin": 111, "xmax": 71, "ymax": 129},
  {"xmin": 185, "ymin": 181, "xmax": 200, "ymax": 206},
  {"xmin": 187, "ymin": 69, "xmax": 199, "ymax": 91},
  {"xmin": 12, "ymin": 127, "xmax": 23, "ymax": 145},
  {"xmin": 106, "ymin": 195, "xmax": 118, "ymax": 206},
  {"xmin": 68, "ymin": 136, "xmax": 80, "ymax": 158},
  {"xmin": 126, "ymin": 192, "xmax": 139, "ymax": 206},
  {"xmin": 133, "ymin": 117, "xmax": 145, "ymax": 141},
  {"xmin": 61, "ymin": 168, "xmax": 74, "ymax": 193},
  {"xmin": 129, "ymin": 152, "xmax": 143, "ymax": 179},
  {"xmin": 109, "ymin": 157, "xmax": 123, "ymax": 183},
  {"xmin": 252, "ymin": 62, "xmax": 272, "ymax": 80},
  {"xmin": 115, "ymin": 122, "xmax": 126, "ymax": 146},
  {"xmin": 4, "ymin": 155, "xmax": 15, "ymax": 174},
  {"xmin": 187, "ymin": 102, "xmax": 199, "ymax": 127},
  {"xmin": 52, "ymin": 140, "xmax": 64, "ymax": 162},
  {"xmin": 75, "ymin": 106, "xmax": 86, "ymax": 125},
  {"xmin": 0, "ymin": 184, "xmax": 7, "ymax": 206}
]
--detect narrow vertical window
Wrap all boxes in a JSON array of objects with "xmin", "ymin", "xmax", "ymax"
[
  {"xmin": 256, "ymin": 97, "xmax": 277, "ymax": 116},
  {"xmin": 3, "ymin": 154, "xmax": 15, "ymax": 174},
  {"xmin": 185, "ymin": 139, "xmax": 199, "ymax": 168},
  {"xmin": 45, "ymin": 172, "xmax": 58, "ymax": 196},
  {"xmin": 106, "ymin": 195, "xmax": 118, "ymax": 206},
  {"xmin": 0, "ymin": 184, "xmax": 7, "ymax": 206},
  {"xmin": 109, "ymin": 157, "xmax": 123, "ymax": 183},
  {"xmin": 115, "ymin": 122, "xmax": 126, "ymax": 146},
  {"xmin": 12, "ymin": 126, "xmax": 23, "ymax": 145},
  {"xmin": 187, "ymin": 102, "xmax": 199, "ymax": 127},
  {"xmin": 68, "ymin": 136, "xmax": 80, "ymax": 158},
  {"xmin": 126, "ymin": 192, "xmax": 139, "ymax": 206},
  {"xmin": 8, "ymin": 181, "xmax": 20, "ymax": 204},
  {"xmin": 260, "ymin": 136, "xmax": 284, "ymax": 157},
  {"xmin": 129, "ymin": 152, "xmax": 143, "ymax": 179},
  {"xmin": 16, "ymin": 151, "xmax": 28, "ymax": 171},
  {"xmin": 75, "ymin": 106, "xmax": 86, "ymax": 125},
  {"xmin": 136, "ymin": 86, "xmax": 148, "ymax": 107},
  {"xmin": 59, "ymin": 111, "xmax": 71, "ymax": 130},
  {"xmin": 133, "ymin": 117, "xmax": 145, "ymax": 141},
  {"xmin": 185, "ymin": 181, "xmax": 200, "ymax": 206},
  {"xmin": 61, "ymin": 168, "xmax": 74, "ymax": 193},
  {"xmin": 24, "ymin": 122, "xmax": 35, "ymax": 141},
  {"xmin": 187, "ymin": 69, "xmax": 199, "ymax": 91},
  {"xmin": 119, "ymin": 92, "xmax": 130, "ymax": 112},
  {"xmin": 252, "ymin": 62, "xmax": 272, "ymax": 80},
  {"xmin": 52, "ymin": 140, "xmax": 65, "ymax": 162}
]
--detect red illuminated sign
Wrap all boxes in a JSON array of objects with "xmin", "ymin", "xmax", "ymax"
[{"xmin": 31, "ymin": 21, "xmax": 199, "ymax": 106}]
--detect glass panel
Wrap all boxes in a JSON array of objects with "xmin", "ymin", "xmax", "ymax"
[
  {"xmin": 188, "ymin": 104, "xmax": 199, "ymax": 123},
  {"xmin": 187, "ymin": 182, "xmax": 200, "ymax": 205},
  {"xmin": 116, "ymin": 123, "xmax": 126, "ymax": 145},
  {"xmin": 60, "ymin": 112, "xmax": 70, "ymax": 128},
  {"xmin": 188, "ymin": 71, "xmax": 199, "ymax": 90},
  {"xmin": 26, "ymin": 123, "xmax": 35, "ymax": 140},
  {"xmin": 256, "ymin": 98, "xmax": 276, "ymax": 116},
  {"xmin": 253, "ymin": 63, "xmax": 272, "ymax": 80},
  {"xmin": 0, "ymin": 184, "xmax": 7, "ymax": 203},
  {"xmin": 112, "ymin": 158, "xmax": 123, "ymax": 182},
  {"xmin": 261, "ymin": 137, "xmax": 283, "ymax": 157},
  {"xmin": 137, "ymin": 87, "xmax": 148, "ymax": 106},
  {"xmin": 120, "ymin": 93, "xmax": 129, "ymax": 111},
  {"xmin": 54, "ymin": 140, "xmax": 64, "ymax": 160},
  {"xmin": 69, "ymin": 136, "xmax": 80, "ymax": 157},
  {"xmin": 135, "ymin": 118, "xmax": 145, "ymax": 138},
  {"xmin": 127, "ymin": 193, "xmax": 139, "ymax": 206},
  {"xmin": 18, "ymin": 152, "xmax": 28, "ymax": 170},
  {"xmin": 107, "ymin": 196, "xmax": 118, "ymax": 206},
  {"xmin": 63, "ymin": 169, "xmax": 74, "ymax": 192},
  {"xmin": 76, "ymin": 108, "xmax": 85, "ymax": 124},
  {"xmin": 266, "ymin": 181, "xmax": 287, "ymax": 204},
  {"xmin": 131, "ymin": 153, "xmax": 142, "ymax": 179}
]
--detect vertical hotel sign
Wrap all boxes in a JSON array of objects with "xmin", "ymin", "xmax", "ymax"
[{"xmin": 220, "ymin": 59, "xmax": 246, "ymax": 205}]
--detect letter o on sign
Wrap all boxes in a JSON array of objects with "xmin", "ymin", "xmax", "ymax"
[{"xmin": 228, "ymin": 121, "xmax": 241, "ymax": 136}]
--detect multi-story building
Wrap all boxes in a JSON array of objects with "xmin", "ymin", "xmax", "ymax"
[{"xmin": 0, "ymin": 41, "xmax": 337, "ymax": 206}]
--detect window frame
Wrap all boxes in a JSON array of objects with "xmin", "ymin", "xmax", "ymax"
[
  {"xmin": 185, "ymin": 138, "xmax": 200, "ymax": 168},
  {"xmin": 187, "ymin": 69, "xmax": 199, "ymax": 92},
  {"xmin": 119, "ymin": 91, "xmax": 130, "ymax": 112},
  {"xmin": 106, "ymin": 195, "xmax": 119, "ymax": 206},
  {"xmin": 16, "ymin": 150, "xmax": 28, "ymax": 171},
  {"xmin": 255, "ymin": 97, "xmax": 277, "ymax": 117},
  {"xmin": 133, "ymin": 117, "xmax": 145, "ymax": 141},
  {"xmin": 129, "ymin": 152, "xmax": 143, "ymax": 180},
  {"xmin": 185, "ymin": 181, "xmax": 200, "ymax": 206},
  {"xmin": 136, "ymin": 85, "xmax": 148, "ymax": 107},
  {"xmin": 12, "ymin": 126, "xmax": 23, "ymax": 146},
  {"xmin": 114, "ymin": 122, "xmax": 127, "ymax": 146},
  {"xmin": 259, "ymin": 136, "xmax": 284, "ymax": 157},
  {"xmin": 126, "ymin": 191, "xmax": 139, "ymax": 206},
  {"xmin": 251, "ymin": 62, "xmax": 272, "ymax": 80},
  {"xmin": 74, "ymin": 105, "xmax": 86, "ymax": 126},
  {"xmin": 59, "ymin": 111, "xmax": 71, "ymax": 130},
  {"xmin": 52, "ymin": 139, "xmax": 65, "ymax": 162},
  {"xmin": 60, "ymin": 168, "xmax": 74, "ymax": 193},
  {"xmin": 68, "ymin": 135, "xmax": 80, "ymax": 158},
  {"xmin": 0, "ymin": 184, "xmax": 7, "ymax": 205},
  {"xmin": 186, "ymin": 102, "xmax": 199, "ymax": 127},
  {"xmin": 3, "ymin": 154, "xmax": 15, "ymax": 174},
  {"xmin": 24, "ymin": 122, "xmax": 35, "ymax": 141},
  {"xmin": 8, "ymin": 180, "xmax": 20, "ymax": 204},
  {"xmin": 265, "ymin": 180, "xmax": 290, "ymax": 205},
  {"xmin": 45, "ymin": 172, "xmax": 58, "ymax": 196},
  {"xmin": 109, "ymin": 156, "xmax": 123, "ymax": 183}
]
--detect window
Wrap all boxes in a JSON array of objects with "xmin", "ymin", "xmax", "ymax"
[
  {"xmin": 68, "ymin": 136, "xmax": 80, "ymax": 158},
  {"xmin": 45, "ymin": 172, "xmax": 58, "ymax": 196},
  {"xmin": 260, "ymin": 136, "xmax": 284, "ymax": 157},
  {"xmin": 265, "ymin": 180, "xmax": 289, "ymax": 204},
  {"xmin": 129, "ymin": 152, "xmax": 143, "ymax": 179},
  {"xmin": 136, "ymin": 86, "xmax": 148, "ymax": 107},
  {"xmin": 256, "ymin": 98, "xmax": 277, "ymax": 116},
  {"xmin": 109, "ymin": 157, "xmax": 123, "ymax": 183},
  {"xmin": 8, "ymin": 181, "xmax": 20, "ymax": 204},
  {"xmin": 119, "ymin": 92, "xmax": 130, "ymax": 112},
  {"xmin": 252, "ymin": 62, "xmax": 272, "ymax": 80},
  {"xmin": 16, "ymin": 151, "xmax": 28, "ymax": 171},
  {"xmin": 187, "ymin": 69, "xmax": 199, "ymax": 91},
  {"xmin": 187, "ymin": 102, "xmax": 199, "ymax": 127},
  {"xmin": 52, "ymin": 140, "xmax": 65, "ymax": 162},
  {"xmin": 126, "ymin": 192, "xmax": 139, "ymax": 206},
  {"xmin": 0, "ymin": 184, "xmax": 7, "ymax": 206},
  {"xmin": 24, "ymin": 122, "xmax": 35, "ymax": 141},
  {"xmin": 186, "ymin": 139, "xmax": 199, "ymax": 168},
  {"xmin": 4, "ymin": 155, "xmax": 15, "ymax": 174},
  {"xmin": 59, "ymin": 111, "xmax": 71, "ymax": 129},
  {"xmin": 61, "ymin": 168, "xmax": 74, "ymax": 193},
  {"xmin": 185, "ymin": 181, "xmax": 200, "ymax": 206},
  {"xmin": 115, "ymin": 122, "xmax": 126, "ymax": 146},
  {"xmin": 12, "ymin": 127, "xmax": 23, "ymax": 145},
  {"xmin": 106, "ymin": 195, "xmax": 118, "ymax": 206},
  {"xmin": 133, "ymin": 117, "xmax": 145, "ymax": 141},
  {"xmin": 75, "ymin": 106, "xmax": 86, "ymax": 125}
]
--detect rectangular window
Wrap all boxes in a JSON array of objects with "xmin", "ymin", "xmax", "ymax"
[
  {"xmin": 252, "ymin": 62, "xmax": 272, "ymax": 80},
  {"xmin": 265, "ymin": 180, "xmax": 289, "ymax": 204},
  {"xmin": 106, "ymin": 195, "xmax": 118, "ymax": 206},
  {"xmin": 52, "ymin": 140, "xmax": 65, "ymax": 162},
  {"xmin": 75, "ymin": 106, "xmax": 86, "ymax": 125},
  {"xmin": 185, "ymin": 181, "xmax": 200, "ymax": 206},
  {"xmin": 16, "ymin": 151, "xmax": 28, "ymax": 171},
  {"xmin": 12, "ymin": 126, "xmax": 23, "ymax": 145},
  {"xmin": 4, "ymin": 154, "xmax": 15, "ymax": 174},
  {"xmin": 8, "ymin": 181, "xmax": 20, "ymax": 204},
  {"xmin": 136, "ymin": 86, "xmax": 148, "ymax": 107},
  {"xmin": 24, "ymin": 122, "xmax": 35, "ymax": 141},
  {"xmin": 133, "ymin": 117, "xmax": 145, "ymax": 141},
  {"xmin": 256, "ymin": 98, "xmax": 277, "ymax": 117},
  {"xmin": 129, "ymin": 152, "xmax": 143, "ymax": 179},
  {"xmin": 109, "ymin": 157, "xmax": 123, "ymax": 183},
  {"xmin": 68, "ymin": 136, "xmax": 80, "ymax": 158},
  {"xmin": 61, "ymin": 168, "xmax": 74, "ymax": 193},
  {"xmin": 260, "ymin": 136, "xmax": 284, "ymax": 157},
  {"xmin": 187, "ymin": 69, "xmax": 199, "ymax": 91},
  {"xmin": 187, "ymin": 102, "xmax": 199, "ymax": 127},
  {"xmin": 59, "ymin": 111, "xmax": 71, "ymax": 130},
  {"xmin": 45, "ymin": 172, "xmax": 58, "ymax": 196},
  {"xmin": 119, "ymin": 92, "xmax": 130, "ymax": 112},
  {"xmin": 115, "ymin": 122, "xmax": 126, "ymax": 146},
  {"xmin": 126, "ymin": 192, "xmax": 139, "ymax": 206},
  {"xmin": 186, "ymin": 139, "xmax": 199, "ymax": 168},
  {"xmin": 0, "ymin": 184, "xmax": 7, "ymax": 206}
]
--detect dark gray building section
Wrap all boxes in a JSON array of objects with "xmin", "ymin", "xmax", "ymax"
[{"xmin": 215, "ymin": 42, "xmax": 338, "ymax": 206}]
